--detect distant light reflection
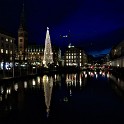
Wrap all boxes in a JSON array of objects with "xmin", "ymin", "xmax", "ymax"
[
  {"xmin": 1, "ymin": 86, "xmax": 4, "ymax": 94},
  {"xmin": 96, "ymin": 74, "xmax": 98, "ymax": 79},
  {"xmin": 37, "ymin": 77, "xmax": 40, "ymax": 84},
  {"xmin": 107, "ymin": 72, "xmax": 110, "ymax": 78},
  {"xmin": 24, "ymin": 81, "xmax": 27, "ymax": 88},
  {"xmin": 14, "ymin": 83, "xmax": 18, "ymax": 91},
  {"xmin": 0, "ymin": 95, "xmax": 2, "ymax": 101},
  {"xmin": 7, "ymin": 88, "xmax": 11, "ymax": 94},
  {"xmin": 32, "ymin": 79, "xmax": 36, "ymax": 86}
]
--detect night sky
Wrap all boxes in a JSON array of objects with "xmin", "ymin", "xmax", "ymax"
[{"xmin": 0, "ymin": 0, "xmax": 124, "ymax": 57}]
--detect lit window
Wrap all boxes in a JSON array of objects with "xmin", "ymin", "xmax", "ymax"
[
  {"xmin": 6, "ymin": 38, "xmax": 8, "ymax": 41},
  {"xmin": 80, "ymin": 56, "xmax": 81, "ymax": 58},
  {"xmin": 10, "ymin": 57, "xmax": 12, "ymax": 60},
  {"xmin": 80, "ymin": 53, "xmax": 81, "ymax": 55},
  {"xmin": 1, "ymin": 49, "xmax": 3, "ymax": 53},
  {"xmin": 10, "ymin": 39, "xmax": 12, "ymax": 43},
  {"xmin": 80, "ymin": 63, "xmax": 81, "ymax": 66},
  {"xmin": 10, "ymin": 51, "xmax": 12, "ymax": 54},
  {"xmin": 6, "ymin": 50, "xmax": 8, "ymax": 54}
]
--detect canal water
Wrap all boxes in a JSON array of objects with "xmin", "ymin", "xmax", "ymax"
[{"xmin": 0, "ymin": 70, "xmax": 124, "ymax": 124}]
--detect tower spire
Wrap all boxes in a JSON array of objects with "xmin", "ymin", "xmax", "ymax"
[
  {"xmin": 18, "ymin": 0, "xmax": 28, "ymax": 61},
  {"xmin": 19, "ymin": 0, "xmax": 25, "ymax": 30}
]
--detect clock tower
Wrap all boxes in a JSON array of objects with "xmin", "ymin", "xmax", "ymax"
[{"xmin": 18, "ymin": 2, "xmax": 28, "ymax": 61}]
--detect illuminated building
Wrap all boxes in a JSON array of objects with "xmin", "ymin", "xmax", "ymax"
[
  {"xmin": 109, "ymin": 40, "xmax": 124, "ymax": 67},
  {"xmin": 43, "ymin": 27, "xmax": 53, "ymax": 67},
  {"xmin": 27, "ymin": 45, "xmax": 44, "ymax": 66},
  {"xmin": 0, "ymin": 31, "xmax": 15, "ymax": 71},
  {"xmin": 52, "ymin": 46, "xmax": 61, "ymax": 66},
  {"xmin": 64, "ymin": 44, "xmax": 87, "ymax": 67}
]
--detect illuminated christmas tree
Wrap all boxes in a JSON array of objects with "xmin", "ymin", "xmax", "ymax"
[{"xmin": 43, "ymin": 27, "xmax": 53, "ymax": 67}]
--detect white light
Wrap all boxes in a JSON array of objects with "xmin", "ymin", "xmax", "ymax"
[
  {"xmin": 14, "ymin": 83, "xmax": 18, "ymax": 91},
  {"xmin": 1, "ymin": 86, "xmax": 4, "ymax": 94},
  {"xmin": 37, "ymin": 77, "xmax": 40, "ymax": 84},
  {"xmin": 24, "ymin": 81, "xmax": 27, "ymax": 88},
  {"xmin": 107, "ymin": 73, "xmax": 110, "ymax": 78},
  {"xmin": 6, "ymin": 38, "xmax": 8, "ymax": 41},
  {"xmin": 96, "ymin": 74, "xmax": 98, "ymax": 79},
  {"xmin": 88, "ymin": 72, "xmax": 91, "ymax": 75},
  {"xmin": 32, "ymin": 79, "xmax": 36, "ymax": 86},
  {"xmin": 99, "ymin": 71, "xmax": 102, "ymax": 75},
  {"xmin": 85, "ymin": 74, "xmax": 87, "ymax": 78},
  {"xmin": 1, "ymin": 49, "xmax": 3, "ymax": 53},
  {"xmin": 6, "ymin": 50, "xmax": 8, "ymax": 54},
  {"xmin": 55, "ymin": 74, "xmax": 57, "ymax": 80}
]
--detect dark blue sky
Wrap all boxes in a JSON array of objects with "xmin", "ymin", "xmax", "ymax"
[{"xmin": 0, "ymin": 0, "xmax": 124, "ymax": 56}]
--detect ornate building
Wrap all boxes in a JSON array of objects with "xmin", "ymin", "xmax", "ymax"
[
  {"xmin": 27, "ymin": 45, "xmax": 44, "ymax": 66},
  {"xmin": 43, "ymin": 27, "xmax": 53, "ymax": 67}
]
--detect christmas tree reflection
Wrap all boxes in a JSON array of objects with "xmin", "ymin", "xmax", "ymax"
[{"xmin": 43, "ymin": 75, "xmax": 53, "ymax": 117}]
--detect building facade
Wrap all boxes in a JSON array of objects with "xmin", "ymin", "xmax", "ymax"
[
  {"xmin": 109, "ymin": 40, "xmax": 124, "ymax": 67},
  {"xmin": 64, "ymin": 44, "xmax": 87, "ymax": 67},
  {"xmin": 52, "ymin": 46, "xmax": 61, "ymax": 66},
  {"xmin": 27, "ymin": 45, "xmax": 44, "ymax": 66},
  {"xmin": 0, "ymin": 32, "xmax": 15, "ymax": 71}
]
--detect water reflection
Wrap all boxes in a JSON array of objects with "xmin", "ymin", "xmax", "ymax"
[
  {"xmin": 0, "ymin": 71, "xmax": 124, "ymax": 124},
  {"xmin": 43, "ymin": 75, "xmax": 53, "ymax": 117}
]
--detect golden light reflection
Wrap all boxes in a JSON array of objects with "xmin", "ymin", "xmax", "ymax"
[
  {"xmin": 37, "ymin": 77, "xmax": 41, "ymax": 84},
  {"xmin": 80, "ymin": 74, "xmax": 82, "ymax": 87},
  {"xmin": 43, "ymin": 75, "xmax": 53, "ymax": 117}
]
